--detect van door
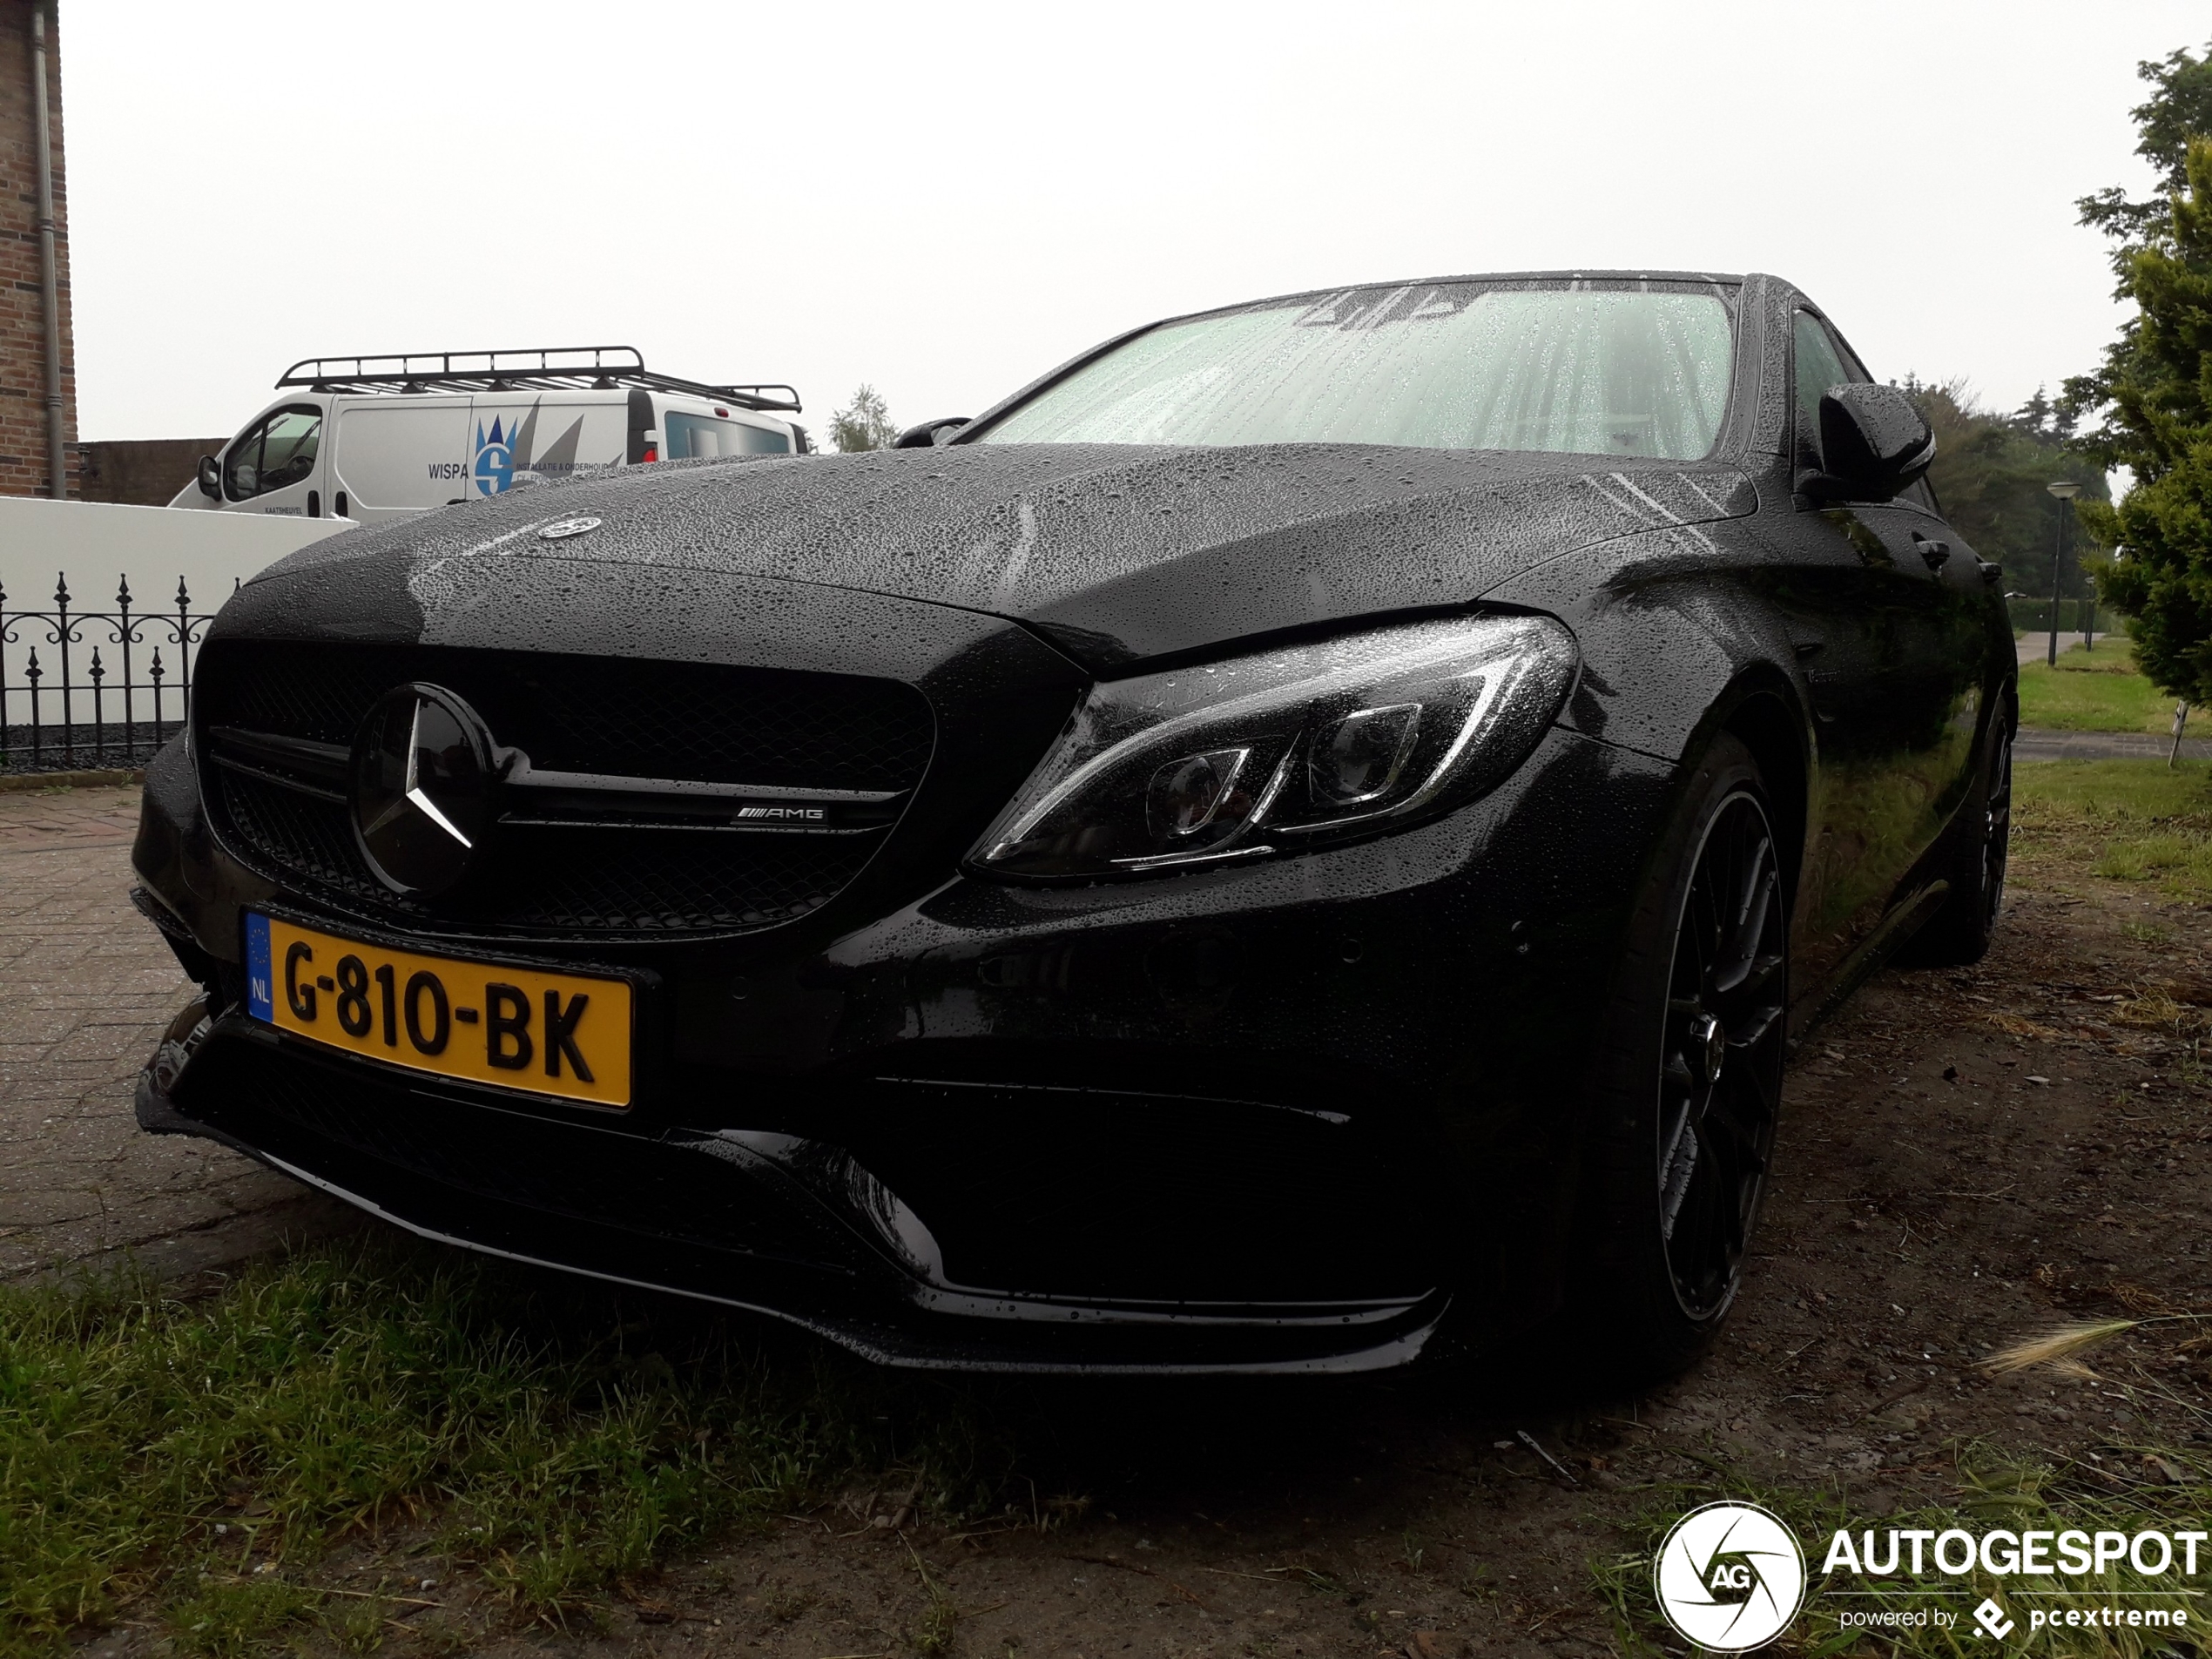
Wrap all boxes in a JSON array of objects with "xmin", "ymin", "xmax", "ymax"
[
  {"xmin": 218, "ymin": 401, "xmax": 328, "ymax": 516},
  {"xmin": 327, "ymin": 399, "xmax": 474, "ymax": 523},
  {"xmin": 464, "ymin": 394, "xmax": 627, "ymax": 498}
]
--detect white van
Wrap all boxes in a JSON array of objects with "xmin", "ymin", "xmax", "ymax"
[{"xmin": 170, "ymin": 346, "xmax": 808, "ymax": 524}]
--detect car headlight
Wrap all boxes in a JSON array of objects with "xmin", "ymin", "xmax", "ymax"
[{"xmin": 970, "ymin": 612, "xmax": 1579, "ymax": 880}]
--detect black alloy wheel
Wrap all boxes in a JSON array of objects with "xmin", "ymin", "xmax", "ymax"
[
  {"xmin": 1553, "ymin": 732, "xmax": 1787, "ymax": 1385},
  {"xmin": 1977, "ymin": 722, "xmax": 2013, "ymax": 936},
  {"xmin": 1897, "ymin": 710, "xmax": 2013, "ymax": 968},
  {"xmin": 1655, "ymin": 792, "xmax": 1786, "ymax": 1321}
]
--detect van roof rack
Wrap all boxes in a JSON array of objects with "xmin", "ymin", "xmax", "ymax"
[{"xmin": 275, "ymin": 346, "xmax": 801, "ymax": 413}]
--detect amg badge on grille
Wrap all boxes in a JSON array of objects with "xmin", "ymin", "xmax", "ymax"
[{"xmin": 350, "ymin": 684, "xmax": 499, "ymax": 897}]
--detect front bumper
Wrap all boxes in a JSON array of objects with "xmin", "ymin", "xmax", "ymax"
[{"xmin": 132, "ymin": 722, "xmax": 1676, "ymax": 1372}]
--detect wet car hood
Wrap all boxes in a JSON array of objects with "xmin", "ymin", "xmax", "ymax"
[{"xmin": 260, "ymin": 444, "xmax": 1755, "ymax": 671}]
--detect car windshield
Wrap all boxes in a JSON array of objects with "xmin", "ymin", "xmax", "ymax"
[{"xmin": 978, "ymin": 283, "xmax": 1735, "ymax": 460}]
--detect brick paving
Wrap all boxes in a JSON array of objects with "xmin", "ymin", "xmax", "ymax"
[{"xmin": 0, "ymin": 782, "xmax": 357, "ymax": 1285}]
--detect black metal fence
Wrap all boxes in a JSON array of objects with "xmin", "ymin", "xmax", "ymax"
[
  {"xmin": 2006, "ymin": 596, "xmax": 2107, "ymax": 637},
  {"xmin": 1, "ymin": 574, "xmax": 219, "ymax": 774}
]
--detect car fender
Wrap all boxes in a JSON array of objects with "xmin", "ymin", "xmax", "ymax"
[{"xmin": 1481, "ymin": 523, "xmax": 1818, "ymax": 907}]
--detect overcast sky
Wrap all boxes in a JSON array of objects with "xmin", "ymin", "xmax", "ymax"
[{"xmin": 62, "ymin": 0, "xmax": 2207, "ymax": 445}]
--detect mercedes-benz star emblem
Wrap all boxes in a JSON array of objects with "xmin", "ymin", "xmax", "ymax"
[
  {"xmin": 350, "ymin": 684, "xmax": 498, "ymax": 897},
  {"xmin": 537, "ymin": 516, "xmax": 602, "ymax": 541}
]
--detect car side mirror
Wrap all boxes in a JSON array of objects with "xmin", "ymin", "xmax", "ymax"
[
  {"xmin": 196, "ymin": 455, "xmax": 222, "ymax": 500},
  {"xmin": 1800, "ymin": 383, "xmax": 1934, "ymax": 502},
  {"xmin": 894, "ymin": 417, "xmax": 971, "ymax": 449}
]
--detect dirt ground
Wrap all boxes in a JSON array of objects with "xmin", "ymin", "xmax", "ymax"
[
  {"xmin": 26, "ymin": 773, "xmax": 2211, "ymax": 1659},
  {"xmin": 279, "ymin": 790, "xmax": 2207, "ymax": 1659}
]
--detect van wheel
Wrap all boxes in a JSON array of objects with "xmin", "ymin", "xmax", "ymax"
[{"xmin": 1565, "ymin": 734, "xmax": 1787, "ymax": 1382}]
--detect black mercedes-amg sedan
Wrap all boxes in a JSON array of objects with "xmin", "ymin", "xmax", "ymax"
[{"xmin": 131, "ymin": 272, "xmax": 2013, "ymax": 1378}]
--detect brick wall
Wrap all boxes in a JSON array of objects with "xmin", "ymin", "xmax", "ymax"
[
  {"xmin": 0, "ymin": 1, "xmax": 73, "ymax": 498},
  {"xmin": 79, "ymin": 437, "xmax": 226, "ymax": 505}
]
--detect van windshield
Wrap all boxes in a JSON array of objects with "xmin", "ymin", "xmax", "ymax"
[
  {"xmin": 977, "ymin": 283, "xmax": 1736, "ymax": 460},
  {"xmin": 664, "ymin": 412, "xmax": 790, "ymax": 459},
  {"xmin": 226, "ymin": 406, "xmax": 323, "ymax": 500}
]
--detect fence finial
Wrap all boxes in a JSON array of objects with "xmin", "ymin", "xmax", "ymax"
[{"xmin": 3, "ymin": 573, "xmax": 214, "ymax": 775}]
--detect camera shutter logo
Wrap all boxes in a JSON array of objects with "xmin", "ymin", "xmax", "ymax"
[{"xmin": 1653, "ymin": 1501, "xmax": 1807, "ymax": 1651}]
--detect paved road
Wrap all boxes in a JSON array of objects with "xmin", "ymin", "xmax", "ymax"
[
  {"xmin": 2016, "ymin": 724, "xmax": 2209, "ymax": 762},
  {"xmin": 2017, "ymin": 631, "xmax": 2094, "ymax": 665},
  {"xmin": 0, "ymin": 783, "xmax": 356, "ymax": 1285}
]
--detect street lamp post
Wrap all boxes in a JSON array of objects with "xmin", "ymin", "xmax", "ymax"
[{"xmin": 2047, "ymin": 480, "xmax": 2080, "ymax": 668}]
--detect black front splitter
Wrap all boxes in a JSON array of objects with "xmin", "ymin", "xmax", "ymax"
[{"xmin": 139, "ymin": 1015, "xmax": 1451, "ymax": 1376}]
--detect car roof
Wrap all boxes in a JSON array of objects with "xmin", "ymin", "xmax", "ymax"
[{"xmin": 1181, "ymin": 269, "xmax": 1745, "ymax": 320}]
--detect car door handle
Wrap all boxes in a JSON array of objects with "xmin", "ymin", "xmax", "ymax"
[{"xmin": 1913, "ymin": 534, "xmax": 1952, "ymax": 570}]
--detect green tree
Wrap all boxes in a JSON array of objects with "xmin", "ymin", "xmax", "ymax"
[
  {"xmin": 828, "ymin": 384, "xmax": 899, "ymax": 453},
  {"xmin": 2064, "ymin": 44, "xmax": 2212, "ymax": 710},
  {"xmin": 1904, "ymin": 377, "xmax": 2106, "ymax": 600},
  {"xmin": 2074, "ymin": 44, "xmax": 2212, "ymax": 251},
  {"xmin": 2068, "ymin": 141, "xmax": 2212, "ymax": 707}
]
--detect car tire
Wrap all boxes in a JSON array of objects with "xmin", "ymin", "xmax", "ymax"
[
  {"xmin": 1561, "ymin": 732, "xmax": 1788, "ymax": 1384},
  {"xmin": 1892, "ymin": 713, "xmax": 2013, "ymax": 968}
]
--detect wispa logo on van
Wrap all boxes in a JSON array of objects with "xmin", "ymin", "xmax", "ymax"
[
  {"xmin": 1651, "ymin": 1504, "xmax": 2207, "ymax": 1646},
  {"xmin": 472, "ymin": 416, "xmax": 516, "ymax": 496},
  {"xmin": 464, "ymin": 401, "xmax": 604, "ymax": 496}
]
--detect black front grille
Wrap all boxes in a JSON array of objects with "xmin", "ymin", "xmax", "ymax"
[
  {"xmin": 196, "ymin": 641, "xmax": 934, "ymax": 936},
  {"xmin": 201, "ymin": 641, "xmax": 933, "ymax": 790}
]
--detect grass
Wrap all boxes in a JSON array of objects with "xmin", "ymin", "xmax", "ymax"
[
  {"xmin": 1592, "ymin": 1326, "xmax": 2212, "ymax": 1658},
  {"xmin": 2016, "ymin": 638, "xmax": 2183, "ymax": 736},
  {"xmin": 2012, "ymin": 757, "xmax": 2212, "ymax": 906},
  {"xmin": 1583, "ymin": 758, "xmax": 2212, "ymax": 1656},
  {"xmin": 1593, "ymin": 1439, "xmax": 2212, "ymax": 1658},
  {"xmin": 6, "ymin": 761, "xmax": 2207, "ymax": 1658},
  {"xmin": 0, "ymin": 1243, "xmax": 1015, "ymax": 1656}
]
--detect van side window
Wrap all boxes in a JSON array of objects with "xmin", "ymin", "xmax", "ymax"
[
  {"xmin": 225, "ymin": 407, "xmax": 322, "ymax": 501},
  {"xmin": 664, "ymin": 411, "xmax": 790, "ymax": 459}
]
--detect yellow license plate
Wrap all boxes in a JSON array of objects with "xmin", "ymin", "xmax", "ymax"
[{"xmin": 244, "ymin": 913, "xmax": 633, "ymax": 1108}]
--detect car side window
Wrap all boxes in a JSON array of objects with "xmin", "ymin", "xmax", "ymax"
[
  {"xmin": 1895, "ymin": 475, "xmax": 1941, "ymax": 515},
  {"xmin": 1792, "ymin": 312, "xmax": 1943, "ymax": 516},
  {"xmin": 225, "ymin": 407, "xmax": 321, "ymax": 501},
  {"xmin": 1791, "ymin": 312, "xmax": 1856, "ymax": 467}
]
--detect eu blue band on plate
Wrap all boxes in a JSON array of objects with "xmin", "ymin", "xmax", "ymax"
[{"xmin": 245, "ymin": 912, "xmax": 273, "ymax": 1022}]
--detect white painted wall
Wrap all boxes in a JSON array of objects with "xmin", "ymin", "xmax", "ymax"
[
  {"xmin": 2, "ymin": 501, "xmax": 357, "ymax": 749},
  {"xmin": 0, "ymin": 497, "xmax": 354, "ymax": 617}
]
